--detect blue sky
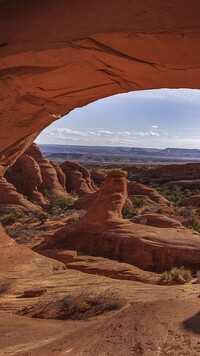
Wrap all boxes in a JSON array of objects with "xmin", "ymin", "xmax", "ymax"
[{"xmin": 36, "ymin": 89, "xmax": 200, "ymax": 149}]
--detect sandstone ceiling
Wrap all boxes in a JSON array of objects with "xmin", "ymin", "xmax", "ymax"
[{"xmin": 1, "ymin": 0, "xmax": 200, "ymax": 176}]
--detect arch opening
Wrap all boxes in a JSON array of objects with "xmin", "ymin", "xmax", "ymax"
[{"xmin": 36, "ymin": 88, "xmax": 200, "ymax": 165}]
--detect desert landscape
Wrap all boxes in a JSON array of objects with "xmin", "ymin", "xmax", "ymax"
[
  {"xmin": 1, "ymin": 1, "xmax": 200, "ymax": 355},
  {"xmin": 0, "ymin": 143, "xmax": 200, "ymax": 355}
]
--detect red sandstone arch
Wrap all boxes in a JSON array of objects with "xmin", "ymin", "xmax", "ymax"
[{"xmin": 1, "ymin": 0, "xmax": 200, "ymax": 175}]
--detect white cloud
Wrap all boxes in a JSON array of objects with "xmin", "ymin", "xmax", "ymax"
[
  {"xmin": 149, "ymin": 131, "xmax": 159, "ymax": 137},
  {"xmin": 151, "ymin": 125, "xmax": 158, "ymax": 129},
  {"xmin": 36, "ymin": 127, "xmax": 164, "ymax": 147}
]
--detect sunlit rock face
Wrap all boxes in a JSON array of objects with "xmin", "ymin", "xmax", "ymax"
[{"xmin": 1, "ymin": 0, "xmax": 200, "ymax": 174}]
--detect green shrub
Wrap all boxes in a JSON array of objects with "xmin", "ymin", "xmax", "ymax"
[
  {"xmin": 187, "ymin": 218, "xmax": 200, "ymax": 233},
  {"xmin": 43, "ymin": 190, "xmax": 52, "ymax": 199},
  {"xmin": 159, "ymin": 267, "xmax": 192, "ymax": 285},
  {"xmin": 67, "ymin": 216, "xmax": 81, "ymax": 224},
  {"xmin": 127, "ymin": 172, "xmax": 134, "ymax": 181},
  {"xmin": 5, "ymin": 223, "xmax": 28, "ymax": 239},
  {"xmin": 2, "ymin": 211, "xmax": 25, "ymax": 225},
  {"xmin": 157, "ymin": 185, "xmax": 183, "ymax": 204},
  {"xmin": 122, "ymin": 206, "xmax": 136, "ymax": 219},
  {"xmin": 180, "ymin": 208, "xmax": 195, "ymax": 219},
  {"xmin": 131, "ymin": 197, "xmax": 148, "ymax": 208},
  {"xmin": 33, "ymin": 210, "xmax": 48, "ymax": 224},
  {"xmin": 46, "ymin": 196, "xmax": 74, "ymax": 215}
]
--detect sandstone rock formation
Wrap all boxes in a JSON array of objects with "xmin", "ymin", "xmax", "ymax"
[
  {"xmin": 37, "ymin": 170, "xmax": 200, "ymax": 272},
  {"xmin": 128, "ymin": 181, "xmax": 170, "ymax": 206},
  {"xmin": 2, "ymin": 1, "xmax": 200, "ymax": 176},
  {"xmin": 50, "ymin": 161, "xmax": 66, "ymax": 190},
  {"xmin": 0, "ymin": 177, "xmax": 40, "ymax": 212},
  {"xmin": 5, "ymin": 154, "xmax": 47, "ymax": 206},
  {"xmin": 181, "ymin": 195, "xmax": 200, "ymax": 207},
  {"xmin": 90, "ymin": 169, "xmax": 107, "ymax": 187},
  {"xmin": 0, "ymin": 225, "xmax": 64, "ymax": 279},
  {"xmin": 1, "ymin": 2, "xmax": 200, "ymax": 353},
  {"xmin": 165, "ymin": 179, "xmax": 200, "ymax": 190},
  {"xmin": 4, "ymin": 143, "xmax": 68, "ymax": 208},
  {"xmin": 60, "ymin": 161, "xmax": 98, "ymax": 196},
  {"xmin": 26, "ymin": 144, "xmax": 67, "ymax": 197},
  {"xmin": 144, "ymin": 163, "xmax": 200, "ymax": 183},
  {"xmin": 132, "ymin": 213, "xmax": 183, "ymax": 228}
]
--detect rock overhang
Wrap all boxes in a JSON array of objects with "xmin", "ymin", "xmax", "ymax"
[{"xmin": 1, "ymin": 0, "xmax": 200, "ymax": 173}]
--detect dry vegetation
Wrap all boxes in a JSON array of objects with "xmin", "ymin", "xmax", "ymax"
[
  {"xmin": 159, "ymin": 267, "xmax": 192, "ymax": 285},
  {"xmin": 19, "ymin": 289, "xmax": 126, "ymax": 320}
]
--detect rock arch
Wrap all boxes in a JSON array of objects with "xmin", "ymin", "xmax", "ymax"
[{"xmin": 1, "ymin": 0, "xmax": 200, "ymax": 175}]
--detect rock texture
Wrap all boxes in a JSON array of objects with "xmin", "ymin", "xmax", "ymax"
[
  {"xmin": 26, "ymin": 144, "xmax": 67, "ymax": 197},
  {"xmin": 5, "ymin": 154, "xmax": 47, "ymax": 206},
  {"xmin": 132, "ymin": 213, "xmax": 183, "ymax": 228},
  {"xmin": 144, "ymin": 163, "xmax": 200, "ymax": 183},
  {"xmin": 0, "ymin": 225, "xmax": 64, "ymax": 279},
  {"xmin": 60, "ymin": 161, "xmax": 97, "ymax": 196},
  {"xmin": 4, "ymin": 143, "xmax": 68, "ymax": 207},
  {"xmin": 165, "ymin": 179, "xmax": 200, "ymax": 190},
  {"xmin": 0, "ymin": 177, "xmax": 40, "ymax": 212},
  {"xmin": 37, "ymin": 170, "xmax": 200, "ymax": 272},
  {"xmin": 90, "ymin": 169, "xmax": 107, "ymax": 187},
  {"xmin": 2, "ymin": 1, "xmax": 200, "ymax": 174},
  {"xmin": 181, "ymin": 195, "xmax": 200, "ymax": 207},
  {"xmin": 128, "ymin": 181, "xmax": 170, "ymax": 205},
  {"xmin": 50, "ymin": 161, "xmax": 66, "ymax": 190}
]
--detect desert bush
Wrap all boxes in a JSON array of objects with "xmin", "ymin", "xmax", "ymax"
[
  {"xmin": 187, "ymin": 218, "xmax": 200, "ymax": 233},
  {"xmin": 33, "ymin": 210, "xmax": 48, "ymax": 224},
  {"xmin": 131, "ymin": 197, "xmax": 148, "ymax": 208},
  {"xmin": 43, "ymin": 190, "xmax": 52, "ymax": 199},
  {"xmin": 159, "ymin": 267, "xmax": 192, "ymax": 285},
  {"xmin": 5, "ymin": 223, "xmax": 28, "ymax": 239},
  {"xmin": 19, "ymin": 289, "xmax": 125, "ymax": 320},
  {"xmin": 2, "ymin": 211, "xmax": 25, "ymax": 225},
  {"xmin": 195, "ymin": 270, "xmax": 200, "ymax": 283},
  {"xmin": 158, "ymin": 185, "xmax": 183, "ymax": 204},
  {"xmin": 0, "ymin": 278, "xmax": 13, "ymax": 294},
  {"xmin": 67, "ymin": 216, "xmax": 81, "ymax": 224},
  {"xmin": 156, "ymin": 208, "xmax": 164, "ymax": 215},
  {"xmin": 122, "ymin": 206, "xmax": 136, "ymax": 219},
  {"xmin": 127, "ymin": 172, "xmax": 134, "ymax": 181},
  {"xmin": 46, "ymin": 196, "xmax": 74, "ymax": 215},
  {"xmin": 180, "ymin": 208, "xmax": 195, "ymax": 219}
]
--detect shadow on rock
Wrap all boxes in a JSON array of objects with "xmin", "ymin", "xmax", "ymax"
[{"xmin": 181, "ymin": 311, "xmax": 200, "ymax": 334}]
